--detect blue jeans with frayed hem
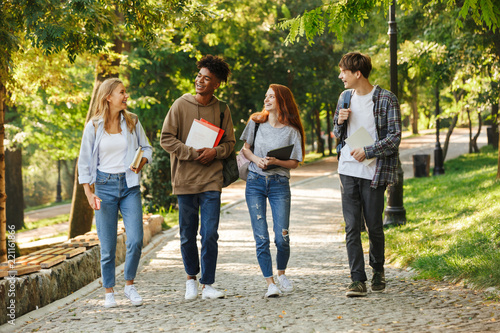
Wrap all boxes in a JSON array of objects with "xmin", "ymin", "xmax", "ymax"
[{"xmin": 245, "ymin": 171, "xmax": 291, "ymax": 278}]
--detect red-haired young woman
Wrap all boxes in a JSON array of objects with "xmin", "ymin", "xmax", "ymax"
[{"xmin": 240, "ymin": 84, "xmax": 305, "ymax": 298}]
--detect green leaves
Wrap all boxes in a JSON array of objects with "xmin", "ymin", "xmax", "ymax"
[{"xmin": 279, "ymin": 0, "xmax": 499, "ymax": 45}]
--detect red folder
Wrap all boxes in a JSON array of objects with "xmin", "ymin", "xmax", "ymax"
[{"xmin": 200, "ymin": 118, "xmax": 225, "ymax": 147}]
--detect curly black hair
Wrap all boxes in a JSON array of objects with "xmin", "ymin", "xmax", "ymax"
[{"xmin": 197, "ymin": 54, "xmax": 231, "ymax": 83}]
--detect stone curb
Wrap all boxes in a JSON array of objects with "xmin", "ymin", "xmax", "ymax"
[{"xmin": 0, "ymin": 226, "xmax": 179, "ymax": 333}]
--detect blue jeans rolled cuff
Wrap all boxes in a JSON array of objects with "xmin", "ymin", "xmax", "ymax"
[{"xmin": 95, "ymin": 170, "xmax": 143, "ymax": 288}]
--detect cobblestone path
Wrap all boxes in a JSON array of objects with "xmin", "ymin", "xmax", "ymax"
[{"xmin": 16, "ymin": 174, "xmax": 499, "ymax": 332}]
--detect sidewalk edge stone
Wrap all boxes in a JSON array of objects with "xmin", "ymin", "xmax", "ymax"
[{"xmin": 0, "ymin": 227, "xmax": 179, "ymax": 333}]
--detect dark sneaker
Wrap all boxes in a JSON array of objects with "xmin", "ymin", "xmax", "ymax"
[
  {"xmin": 346, "ymin": 281, "xmax": 367, "ymax": 297},
  {"xmin": 371, "ymin": 270, "xmax": 386, "ymax": 292}
]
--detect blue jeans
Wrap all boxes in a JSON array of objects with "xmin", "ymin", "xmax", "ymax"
[
  {"xmin": 245, "ymin": 171, "xmax": 291, "ymax": 278},
  {"xmin": 95, "ymin": 170, "xmax": 144, "ymax": 289},
  {"xmin": 339, "ymin": 174, "xmax": 386, "ymax": 282},
  {"xmin": 177, "ymin": 191, "xmax": 221, "ymax": 285}
]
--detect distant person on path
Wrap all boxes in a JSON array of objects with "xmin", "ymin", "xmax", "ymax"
[
  {"xmin": 160, "ymin": 55, "xmax": 235, "ymax": 300},
  {"xmin": 334, "ymin": 52, "xmax": 402, "ymax": 297},
  {"xmin": 78, "ymin": 78, "xmax": 152, "ymax": 308},
  {"xmin": 240, "ymin": 84, "xmax": 305, "ymax": 298}
]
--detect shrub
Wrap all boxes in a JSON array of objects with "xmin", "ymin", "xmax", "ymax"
[{"xmin": 142, "ymin": 140, "xmax": 177, "ymax": 213}]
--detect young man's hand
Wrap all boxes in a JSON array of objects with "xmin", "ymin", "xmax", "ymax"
[
  {"xmin": 337, "ymin": 108, "xmax": 351, "ymax": 124},
  {"xmin": 351, "ymin": 147, "xmax": 366, "ymax": 162},
  {"xmin": 195, "ymin": 147, "xmax": 217, "ymax": 165}
]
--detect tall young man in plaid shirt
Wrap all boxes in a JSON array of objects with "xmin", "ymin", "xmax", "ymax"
[{"xmin": 333, "ymin": 52, "xmax": 402, "ymax": 297}]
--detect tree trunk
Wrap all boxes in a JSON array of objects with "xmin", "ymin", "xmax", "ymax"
[
  {"xmin": 491, "ymin": 102, "xmax": 499, "ymax": 149},
  {"xmin": 310, "ymin": 113, "xmax": 315, "ymax": 153},
  {"xmin": 326, "ymin": 104, "xmax": 333, "ymax": 156},
  {"xmin": 497, "ymin": 122, "xmax": 500, "ymax": 180},
  {"xmin": 62, "ymin": 159, "xmax": 76, "ymax": 199},
  {"xmin": 410, "ymin": 84, "xmax": 419, "ymax": 134},
  {"xmin": 496, "ymin": 102, "xmax": 500, "ymax": 180},
  {"xmin": 467, "ymin": 108, "xmax": 473, "ymax": 153},
  {"xmin": 68, "ymin": 161, "xmax": 95, "ymax": 239},
  {"xmin": 313, "ymin": 108, "xmax": 324, "ymax": 156},
  {"xmin": 471, "ymin": 111, "xmax": 482, "ymax": 153},
  {"xmin": 5, "ymin": 147, "xmax": 24, "ymax": 231},
  {"xmin": 442, "ymin": 114, "xmax": 458, "ymax": 161},
  {"xmin": 68, "ymin": 40, "xmax": 122, "ymax": 239},
  {"xmin": 0, "ymin": 83, "xmax": 6, "ymax": 262}
]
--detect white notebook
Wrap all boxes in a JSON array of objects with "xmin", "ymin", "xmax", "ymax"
[
  {"xmin": 185, "ymin": 119, "xmax": 219, "ymax": 149},
  {"xmin": 344, "ymin": 126, "xmax": 376, "ymax": 166}
]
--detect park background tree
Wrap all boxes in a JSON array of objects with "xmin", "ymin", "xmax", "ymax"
[
  {"xmin": 278, "ymin": 0, "xmax": 500, "ymax": 177},
  {"xmin": 0, "ymin": 0, "xmax": 203, "ymax": 261},
  {"xmin": 2, "ymin": 0, "xmax": 497, "ymax": 262}
]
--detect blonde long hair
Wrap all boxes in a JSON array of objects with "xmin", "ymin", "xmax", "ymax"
[{"xmin": 90, "ymin": 78, "xmax": 136, "ymax": 133}]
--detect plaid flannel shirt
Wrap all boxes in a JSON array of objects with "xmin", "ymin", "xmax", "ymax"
[{"xmin": 333, "ymin": 85, "xmax": 402, "ymax": 189}]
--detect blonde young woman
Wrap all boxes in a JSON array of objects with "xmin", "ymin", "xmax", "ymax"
[
  {"xmin": 78, "ymin": 78, "xmax": 152, "ymax": 308},
  {"xmin": 240, "ymin": 84, "xmax": 305, "ymax": 297}
]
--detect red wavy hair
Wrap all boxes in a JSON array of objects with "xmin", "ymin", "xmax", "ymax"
[{"xmin": 250, "ymin": 84, "xmax": 305, "ymax": 160}]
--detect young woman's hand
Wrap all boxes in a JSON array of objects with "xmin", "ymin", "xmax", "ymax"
[
  {"xmin": 130, "ymin": 157, "xmax": 148, "ymax": 173},
  {"xmin": 256, "ymin": 157, "xmax": 268, "ymax": 170},
  {"xmin": 86, "ymin": 192, "xmax": 101, "ymax": 210},
  {"xmin": 265, "ymin": 156, "xmax": 278, "ymax": 166},
  {"xmin": 264, "ymin": 157, "xmax": 299, "ymax": 169},
  {"xmin": 83, "ymin": 184, "xmax": 101, "ymax": 210}
]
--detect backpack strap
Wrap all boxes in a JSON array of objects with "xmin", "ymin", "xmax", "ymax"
[
  {"xmin": 342, "ymin": 89, "xmax": 353, "ymax": 109},
  {"xmin": 219, "ymin": 101, "xmax": 227, "ymax": 140},
  {"xmin": 219, "ymin": 101, "xmax": 226, "ymax": 127},
  {"xmin": 339, "ymin": 89, "xmax": 353, "ymax": 141},
  {"xmin": 251, "ymin": 122, "xmax": 260, "ymax": 152}
]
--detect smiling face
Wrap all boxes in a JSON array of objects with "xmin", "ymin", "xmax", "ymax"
[
  {"xmin": 338, "ymin": 67, "xmax": 360, "ymax": 89},
  {"xmin": 107, "ymin": 83, "xmax": 128, "ymax": 112},
  {"xmin": 264, "ymin": 88, "xmax": 277, "ymax": 113},
  {"xmin": 195, "ymin": 67, "xmax": 220, "ymax": 97}
]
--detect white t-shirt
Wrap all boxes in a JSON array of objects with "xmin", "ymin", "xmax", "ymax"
[
  {"xmin": 98, "ymin": 132, "xmax": 127, "ymax": 174},
  {"xmin": 338, "ymin": 87, "xmax": 378, "ymax": 180}
]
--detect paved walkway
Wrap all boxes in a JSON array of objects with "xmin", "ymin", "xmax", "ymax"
[{"xmin": 7, "ymin": 128, "xmax": 499, "ymax": 332}]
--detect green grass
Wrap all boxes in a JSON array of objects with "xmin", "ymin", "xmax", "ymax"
[
  {"xmin": 28, "ymin": 231, "xmax": 68, "ymax": 242},
  {"xmin": 21, "ymin": 214, "xmax": 70, "ymax": 232},
  {"xmin": 382, "ymin": 145, "xmax": 500, "ymax": 289},
  {"xmin": 162, "ymin": 211, "xmax": 179, "ymax": 230},
  {"xmin": 150, "ymin": 207, "xmax": 179, "ymax": 230},
  {"xmin": 303, "ymin": 152, "xmax": 330, "ymax": 164}
]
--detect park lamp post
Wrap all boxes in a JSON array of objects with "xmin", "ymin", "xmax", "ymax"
[
  {"xmin": 384, "ymin": 0, "xmax": 407, "ymax": 226},
  {"xmin": 433, "ymin": 85, "xmax": 445, "ymax": 175},
  {"xmin": 56, "ymin": 159, "xmax": 62, "ymax": 202}
]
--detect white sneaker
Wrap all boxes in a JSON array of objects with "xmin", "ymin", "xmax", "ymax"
[
  {"xmin": 278, "ymin": 274, "xmax": 295, "ymax": 293},
  {"xmin": 265, "ymin": 283, "xmax": 281, "ymax": 298},
  {"xmin": 185, "ymin": 279, "xmax": 198, "ymax": 300},
  {"xmin": 201, "ymin": 285, "xmax": 225, "ymax": 299},
  {"xmin": 104, "ymin": 292, "xmax": 117, "ymax": 308},
  {"xmin": 124, "ymin": 284, "xmax": 143, "ymax": 306}
]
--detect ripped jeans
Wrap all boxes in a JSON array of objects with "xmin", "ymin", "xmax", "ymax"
[{"xmin": 245, "ymin": 171, "xmax": 291, "ymax": 278}]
